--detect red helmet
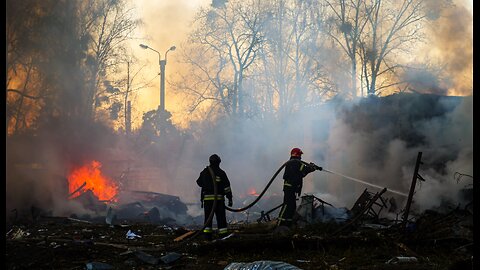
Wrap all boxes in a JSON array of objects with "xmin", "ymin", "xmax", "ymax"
[{"xmin": 290, "ymin": 148, "xmax": 303, "ymax": 157}]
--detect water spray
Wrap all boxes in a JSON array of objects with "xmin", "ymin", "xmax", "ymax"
[{"xmin": 322, "ymin": 168, "xmax": 409, "ymax": 197}]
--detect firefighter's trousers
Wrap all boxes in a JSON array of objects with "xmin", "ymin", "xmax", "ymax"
[
  {"xmin": 277, "ymin": 189, "xmax": 296, "ymax": 227},
  {"xmin": 203, "ymin": 199, "xmax": 228, "ymax": 237}
]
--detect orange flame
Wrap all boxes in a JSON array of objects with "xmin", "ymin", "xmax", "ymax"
[
  {"xmin": 248, "ymin": 188, "xmax": 260, "ymax": 197},
  {"xmin": 68, "ymin": 160, "xmax": 118, "ymax": 202}
]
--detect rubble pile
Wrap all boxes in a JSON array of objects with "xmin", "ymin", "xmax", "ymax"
[{"xmin": 6, "ymin": 189, "xmax": 474, "ymax": 269}]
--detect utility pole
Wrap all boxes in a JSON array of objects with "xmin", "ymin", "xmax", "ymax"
[
  {"xmin": 125, "ymin": 60, "xmax": 131, "ymax": 135},
  {"xmin": 159, "ymin": 59, "xmax": 166, "ymax": 112},
  {"xmin": 139, "ymin": 44, "xmax": 175, "ymax": 113}
]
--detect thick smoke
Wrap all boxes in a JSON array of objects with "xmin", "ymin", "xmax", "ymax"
[
  {"xmin": 6, "ymin": 0, "xmax": 472, "ymax": 225},
  {"xmin": 421, "ymin": 0, "xmax": 473, "ymax": 96},
  {"xmin": 133, "ymin": 0, "xmax": 210, "ymax": 114},
  {"xmin": 7, "ymin": 93, "xmax": 472, "ymax": 222},
  {"xmin": 6, "ymin": 118, "xmax": 122, "ymax": 219},
  {"xmin": 167, "ymin": 93, "xmax": 472, "ymax": 220},
  {"xmin": 310, "ymin": 94, "xmax": 472, "ymax": 213}
]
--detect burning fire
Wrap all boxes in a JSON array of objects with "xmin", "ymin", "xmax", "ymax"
[
  {"xmin": 67, "ymin": 160, "xmax": 118, "ymax": 202},
  {"xmin": 248, "ymin": 188, "xmax": 260, "ymax": 197}
]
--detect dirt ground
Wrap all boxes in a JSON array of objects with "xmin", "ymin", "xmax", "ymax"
[{"xmin": 6, "ymin": 216, "xmax": 474, "ymax": 270}]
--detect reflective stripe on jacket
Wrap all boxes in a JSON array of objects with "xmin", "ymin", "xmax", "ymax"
[
  {"xmin": 283, "ymin": 157, "xmax": 315, "ymax": 192},
  {"xmin": 196, "ymin": 165, "xmax": 233, "ymax": 200}
]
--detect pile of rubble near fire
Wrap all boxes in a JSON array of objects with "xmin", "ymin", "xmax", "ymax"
[{"xmin": 6, "ymin": 183, "xmax": 473, "ymax": 270}]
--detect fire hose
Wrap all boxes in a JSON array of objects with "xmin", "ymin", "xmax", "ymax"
[
  {"xmin": 173, "ymin": 166, "xmax": 221, "ymax": 245},
  {"xmin": 224, "ymin": 159, "xmax": 318, "ymax": 212},
  {"xmin": 176, "ymin": 159, "xmax": 320, "ymax": 245},
  {"xmin": 176, "ymin": 159, "xmax": 407, "ymax": 246}
]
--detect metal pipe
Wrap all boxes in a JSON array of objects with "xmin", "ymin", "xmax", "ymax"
[{"xmin": 402, "ymin": 151, "xmax": 423, "ymax": 229}]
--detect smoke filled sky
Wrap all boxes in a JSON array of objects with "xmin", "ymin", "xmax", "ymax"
[
  {"xmin": 131, "ymin": 0, "xmax": 473, "ymax": 129},
  {"xmin": 5, "ymin": 0, "xmax": 473, "ymax": 222},
  {"xmin": 416, "ymin": 0, "xmax": 473, "ymax": 96},
  {"xmin": 121, "ymin": 0, "xmax": 473, "ymax": 215},
  {"xmin": 130, "ymin": 0, "xmax": 210, "ymax": 128}
]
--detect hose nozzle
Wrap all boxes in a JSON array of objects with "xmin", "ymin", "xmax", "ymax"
[{"xmin": 309, "ymin": 162, "xmax": 323, "ymax": 171}]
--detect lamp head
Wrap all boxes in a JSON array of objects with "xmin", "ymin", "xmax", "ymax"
[{"xmin": 139, "ymin": 44, "xmax": 149, "ymax": 49}]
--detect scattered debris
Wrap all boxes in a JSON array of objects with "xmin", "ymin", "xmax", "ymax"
[
  {"xmin": 7, "ymin": 227, "xmax": 30, "ymax": 239},
  {"xmin": 85, "ymin": 262, "xmax": 114, "ymax": 270},
  {"xmin": 385, "ymin": 256, "xmax": 418, "ymax": 264},
  {"xmin": 160, "ymin": 252, "xmax": 182, "ymax": 264},
  {"xmin": 314, "ymin": 205, "xmax": 350, "ymax": 224},
  {"xmin": 224, "ymin": 260, "xmax": 302, "ymax": 270},
  {"xmin": 126, "ymin": 230, "xmax": 141, "ymax": 239},
  {"xmin": 350, "ymin": 188, "xmax": 389, "ymax": 221},
  {"xmin": 105, "ymin": 207, "xmax": 117, "ymax": 225},
  {"xmin": 333, "ymin": 188, "xmax": 388, "ymax": 235},
  {"xmin": 68, "ymin": 181, "xmax": 86, "ymax": 199},
  {"xmin": 6, "ymin": 178, "xmax": 473, "ymax": 270},
  {"xmin": 134, "ymin": 250, "xmax": 159, "ymax": 265},
  {"xmin": 71, "ymin": 189, "xmax": 107, "ymax": 214},
  {"xmin": 174, "ymin": 230, "xmax": 195, "ymax": 242},
  {"xmin": 257, "ymin": 203, "xmax": 284, "ymax": 223},
  {"xmin": 67, "ymin": 217, "xmax": 92, "ymax": 224},
  {"xmin": 219, "ymin": 233, "xmax": 235, "ymax": 241}
]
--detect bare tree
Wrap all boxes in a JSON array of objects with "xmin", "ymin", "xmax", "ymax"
[
  {"xmin": 6, "ymin": 0, "xmax": 141, "ymax": 135},
  {"xmin": 258, "ymin": 0, "xmax": 335, "ymax": 117},
  {"xmin": 171, "ymin": 44, "xmax": 231, "ymax": 120},
  {"xmin": 102, "ymin": 55, "xmax": 152, "ymax": 133},
  {"xmin": 80, "ymin": 0, "xmax": 141, "ymax": 121},
  {"xmin": 176, "ymin": 0, "xmax": 337, "ymax": 121},
  {"xmin": 359, "ymin": 0, "xmax": 426, "ymax": 96},
  {"xmin": 324, "ymin": 0, "xmax": 372, "ymax": 98},
  {"xmin": 7, "ymin": 0, "xmax": 89, "ymax": 133},
  {"xmin": 183, "ymin": 0, "xmax": 267, "ymax": 118}
]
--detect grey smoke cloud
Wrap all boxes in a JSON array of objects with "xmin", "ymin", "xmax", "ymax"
[
  {"xmin": 422, "ymin": 0, "xmax": 472, "ymax": 95},
  {"xmin": 6, "ymin": 0, "xmax": 472, "ymax": 224},
  {"xmin": 311, "ymin": 94, "xmax": 472, "ymax": 212},
  {"xmin": 168, "ymin": 93, "xmax": 472, "ymax": 219}
]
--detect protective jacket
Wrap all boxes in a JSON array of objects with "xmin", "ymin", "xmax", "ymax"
[
  {"xmin": 282, "ymin": 156, "xmax": 316, "ymax": 195},
  {"xmin": 196, "ymin": 165, "xmax": 233, "ymax": 202},
  {"xmin": 278, "ymin": 156, "xmax": 316, "ymax": 227},
  {"xmin": 196, "ymin": 164, "xmax": 232, "ymax": 239}
]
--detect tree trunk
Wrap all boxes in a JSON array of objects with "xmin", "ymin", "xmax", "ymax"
[
  {"xmin": 238, "ymin": 68, "xmax": 244, "ymax": 117},
  {"xmin": 351, "ymin": 58, "xmax": 357, "ymax": 98}
]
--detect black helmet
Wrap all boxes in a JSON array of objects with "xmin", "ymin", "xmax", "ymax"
[{"xmin": 209, "ymin": 154, "xmax": 221, "ymax": 165}]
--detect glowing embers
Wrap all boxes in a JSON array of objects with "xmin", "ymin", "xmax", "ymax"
[
  {"xmin": 248, "ymin": 187, "xmax": 260, "ymax": 197},
  {"xmin": 67, "ymin": 160, "xmax": 118, "ymax": 202}
]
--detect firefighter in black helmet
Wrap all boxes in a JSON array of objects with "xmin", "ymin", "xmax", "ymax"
[
  {"xmin": 196, "ymin": 154, "xmax": 233, "ymax": 240},
  {"xmin": 277, "ymin": 148, "xmax": 321, "ymax": 227}
]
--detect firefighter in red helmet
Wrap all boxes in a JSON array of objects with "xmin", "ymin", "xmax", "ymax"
[{"xmin": 277, "ymin": 148, "xmax": 322, "ymax": 227}]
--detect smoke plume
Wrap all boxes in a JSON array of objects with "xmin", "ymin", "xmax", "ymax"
[
  {"xmin": 168, "ymin": 93, "xmax": 472, "ymax": 220},
  {"xmin": 421, "ymin": 0, "xmax": 473, "ymax": 96},
  {"xmin": 6, "ymin": 0, "xmax": 472, "ymax": 225}
]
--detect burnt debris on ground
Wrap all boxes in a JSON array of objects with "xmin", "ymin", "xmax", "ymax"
[{"xmin": 6, "ymin": 186, "xmax": 473, "ymax": 270}]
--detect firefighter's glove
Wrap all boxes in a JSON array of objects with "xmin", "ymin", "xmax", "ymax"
[
  {"xmin": 227, "ymin": 199, "xmax": 233, "ymax": 207},
  {"xmin": 309, "ymin": 162, "xmax": 322, "ymax": 171}
]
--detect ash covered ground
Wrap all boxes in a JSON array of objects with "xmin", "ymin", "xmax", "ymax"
[{"xmin": 6, "ymin": 188, "xmax": 474, "ymax": 270}]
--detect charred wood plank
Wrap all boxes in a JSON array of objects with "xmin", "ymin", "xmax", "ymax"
[
  {"xmin": 67, "ymin": 182, "xmax": 86, "ymax": 198},
  {"xmin": 332, "ymin": 188, "xmax": 388, "ymax": 236}
]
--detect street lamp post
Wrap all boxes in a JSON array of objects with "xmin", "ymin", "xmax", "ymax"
[{"xmin": 139, "ymin": 44, "xmax": 176, "ymax": 112}]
